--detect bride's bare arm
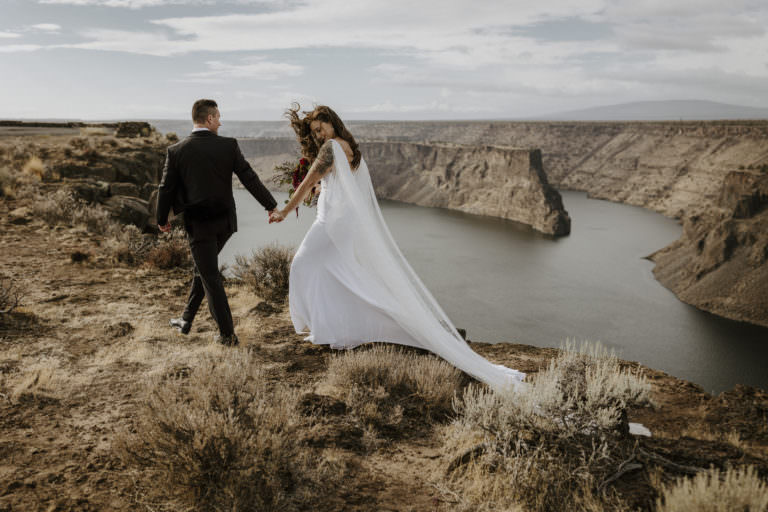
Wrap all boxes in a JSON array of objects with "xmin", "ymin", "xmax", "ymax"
[{"xmin": 272, "ymin": 141, "xmax": 334, "ymax": 220}]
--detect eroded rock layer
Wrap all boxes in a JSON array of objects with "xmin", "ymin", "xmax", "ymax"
[{"xmin": 361, "ymin": 142, "xmax": 570, "ymax": 236}]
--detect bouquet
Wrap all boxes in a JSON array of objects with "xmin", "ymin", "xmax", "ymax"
[{"xmin": 271, "ymin": 157, "xmax": 319, "ymax": 218}]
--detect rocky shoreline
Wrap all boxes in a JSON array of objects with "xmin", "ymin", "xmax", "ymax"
[{"xmin": 649, "ymin": 171, "xmax": 768, "ymax": 328}]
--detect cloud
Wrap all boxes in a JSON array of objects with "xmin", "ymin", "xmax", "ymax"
[
  {"xmin": 30, "ymin": 23, "xmax": 63, "ymax": 32},
  {"xmin": 183, "ymin": 57, "xmax": 303, "ymax": 82},
  {"xmin": 0, "ymin": 44, "xmax": 43, "ymax": 52},
  {"xmin": 0, "ymin": 31, "xmax": 22, "ymax": 39},
  {"xmin": 37, "ymin": 0, "xmax": 283, "ymax": 8}
]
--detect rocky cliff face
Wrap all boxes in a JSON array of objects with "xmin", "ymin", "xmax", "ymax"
[
  {"xmin": 362, "ymin": 142, "xmax": 570, "ymax": 236},
  {"xmin": 346, "ymin": 120, "xmax": 768, "ymax": 219},
  {"xmin": 236, "ymin": 138, "xmax": 570, "ymax": 235},
  {"xmin": 649, "ymin": 171, "xmax": 768, "ymax": 327}
]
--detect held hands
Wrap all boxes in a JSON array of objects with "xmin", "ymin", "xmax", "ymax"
[{"xmin": 268, "ymin": 208, "xmax": 286, "ymax": 224}]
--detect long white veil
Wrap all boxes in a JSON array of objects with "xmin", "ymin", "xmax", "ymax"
[{"xmin": 322, "ymin": 140, "xmax": 526, "ymax": 393}]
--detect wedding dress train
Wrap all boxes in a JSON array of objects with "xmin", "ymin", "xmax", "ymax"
[{"xmin": 289, "ymin": 139, "xmax": 526, "ymax": 393}]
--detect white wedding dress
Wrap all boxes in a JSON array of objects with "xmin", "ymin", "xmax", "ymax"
[{"xmin": 289, "ymin": 139, "xmax": 526, "ymax": 393}]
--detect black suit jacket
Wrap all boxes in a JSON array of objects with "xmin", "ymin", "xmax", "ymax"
[{"xmin": 156, "ymin": 130, "xmax": 277, "ymax": 232}]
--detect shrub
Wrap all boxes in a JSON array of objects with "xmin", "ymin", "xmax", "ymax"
[
  {"xmin": 0, "ymin": 167, "xmax": 17, "ymax": 198},
  {"xmin": 0, "ymin": 274, "xmax": 21, "ymax": 315},
  {"xmin": 441, "ymin": 341, "xmax": 652, "ymax": 511},
  {"xmin": 656, "ymin": 465, "xmax": 768, "ymax": 512},
  {"xmin": 231, "ymin": 244, "xmax": 294, "ymax": 303},
  {"xmin": 144, "ymin": 229, "xmax": 191, "ymax": 269},
  {"xmin": 319, "ymin": 344, "xmax": 466, "ymax": 446},
  {"xmin": 33, "ymin": 188, "xmax": 115, "ymax": 235},
  {"xmin": 108, "ymin": 225, "xmax": 189, "ymax": 269},
  {"xmin": 117, "ymin": 350, "xmax": 332, "ymax": 511},
  {"xmin": 22, "ymin": 156, "xmax": 45, "ymax": 180}
]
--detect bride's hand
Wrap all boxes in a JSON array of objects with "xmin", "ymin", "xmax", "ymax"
[{"xmin": 269, "ymin": 210, "xmax": 286, "ymax": 224}]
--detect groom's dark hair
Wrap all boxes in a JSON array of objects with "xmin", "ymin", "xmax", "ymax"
[{"xmin": 192, "ymin": 99, "xmax": 218, "ymax": 123}]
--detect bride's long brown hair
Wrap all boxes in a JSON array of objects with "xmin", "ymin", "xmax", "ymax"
[{"xmin": 285, "ymin": 103, "xmax": 361, "ymax": 169}]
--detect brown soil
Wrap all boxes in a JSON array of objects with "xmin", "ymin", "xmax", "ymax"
[{"xmin": 1, "ymin": 196, "xmax": 767, "ymax": 511}]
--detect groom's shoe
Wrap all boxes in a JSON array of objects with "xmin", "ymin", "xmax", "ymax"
[
  {"xmin": 215, "ymin": 333, "xmax": 239, "ymax": 347},
  {"xmin": 169, "ymin": 318, "xmax": 191, "ymax": 335}
]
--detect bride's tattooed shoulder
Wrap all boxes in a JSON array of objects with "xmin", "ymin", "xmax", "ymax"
[{"xmin": 313, "ymin": 140, "xmax": 334, "ymax": 174}]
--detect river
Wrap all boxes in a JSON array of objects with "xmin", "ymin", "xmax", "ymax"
[{"xmin": 220, "ymin": 189, "xmax": 768, "ymax": 394}]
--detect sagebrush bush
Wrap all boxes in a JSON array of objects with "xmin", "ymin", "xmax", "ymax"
[
  {"xmin": 231, "ymin": 244, "xmax": 294, "ymax": 303},
  {"xmin": 108, "ymin": 225, "xmax": 190, "ymax": 269},
  {"xmin": 656, "ymin": 465, "xmax": 768, "ymax": 512},
  {"xmin": 118, "ymin": 350, "xmax": 335, "ymax": 512},
  {"xmin": 441, "ymin": 341, "xmax": 652, "ymax": 512},
  {"xmin": 0, "ymin": 274, "xmax": 21, "ymax": 315},
  {"xmin": 33, "ymin": 188, "xmax": 115, "ymax": 234},
  {"xmin": 144, "ymin": 229, "xmax": 190, "ymax": 269},
  {"xmin": 22, "ymin": 156, "xmax": 45, "ymax": 180},
  {"xmin": 0, "ymin": 167, "xmax": 17, "ymax": 198},
  {"xmin": 320, "ymin": 345, "xmax": 466, "ymax": 445}
]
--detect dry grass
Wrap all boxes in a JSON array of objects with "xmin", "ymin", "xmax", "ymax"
[
  {"xmin": 317, "ymin": 345, "xmax": 466, "ymax": 448},
  {"xmin": 117, "ymin": 349, "xmax": 342, "ymax": 512},
  {"xmin": 231, "ymin": 243, "xmax": 294, "ymax": 303},
  {"xmin": 656, "ymin": 465, "xmax": 768, "ymax": 511},
  {"xmin": 79, "ymin": 126, "xmax": 111, "ymax": 137},
  {"xmin": 0, "ymin": 351, "xmax": 77, "ymax": 404},
  {"xmin": 440, "ymin": 341, "xmax": 652, "ymax": 512}
]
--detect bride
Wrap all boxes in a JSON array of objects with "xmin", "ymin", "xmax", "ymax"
[{"xmin": 268, "ymin": 104, "xmax": 526, "ymax": 393}]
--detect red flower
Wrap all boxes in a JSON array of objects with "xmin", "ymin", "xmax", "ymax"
[{"xmin": 299, "ymin": 157, "xmax": 309, "ymax": 166}]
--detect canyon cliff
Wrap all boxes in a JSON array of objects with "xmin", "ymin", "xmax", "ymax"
[
  {"xmin": 649, "ymin": 171, "xmax": 768, "ymax": 328},
  {"xmin": 238, "ymin": 120, "xmax": 768, "ymax": 327},
  {"xmin": 345, "ymin": 120, "xmax": 768, "ymax": 219},
  {"xmin": 362, "ymin": 142, "xmax": 570, "ymax": 236},
  {"xmin": 237, "ymin": 138, "xmax": 570, "ymax": 235}
]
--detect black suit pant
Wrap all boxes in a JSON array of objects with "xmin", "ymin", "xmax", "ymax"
[{"xmin": 181, "ymin": 216, "xmax": 234, "ymax": 336}]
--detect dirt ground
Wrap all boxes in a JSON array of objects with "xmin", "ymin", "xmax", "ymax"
[{"xmin": 1, "ymin": 191, "xmax": 767, "ymax": 511}]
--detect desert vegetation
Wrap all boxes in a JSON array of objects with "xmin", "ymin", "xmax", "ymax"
[
  {"xmin": 117, "ymin": 350, "xmax": 347, "ymax": 512},
  {"xmin": 438, "ymin": 342, "xmax": 653, "ymax": 511},
  {"xmin": 2, "ymin": 125, "xmax": 767, "ymax": 511},
  {"xmin": 231, "ymin": 243, "xmax": 294, "ymax": 303},
  {"xmin": 316, "ymin": 344, "xmax": 467, "ymax": 451},
  {"xmin": 0, "ymin": 274, "xmax": 21, "ymax": 315}
]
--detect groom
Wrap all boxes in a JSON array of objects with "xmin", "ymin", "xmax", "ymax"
[{"xmin": 156, "ymin": 99, "xmax": 278, "ymax": 346}]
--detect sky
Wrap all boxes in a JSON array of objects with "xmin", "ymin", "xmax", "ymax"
[{"xmin": 1, "ymin": 0, "xmax": 768, "ymax": 120}]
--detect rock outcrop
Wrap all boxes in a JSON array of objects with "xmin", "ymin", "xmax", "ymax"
[
  {"xmin": 0, "ymin": 123, "xmax": 171, "ymax": 230},
  {"xmin": 362, "ymin": 142, "xmax": 570, "ymax": 236},
  {"xmin": 649, "ymin": 171, "xmax": 768, "ymax": 327}
]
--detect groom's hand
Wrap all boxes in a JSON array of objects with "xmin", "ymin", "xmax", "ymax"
[
  {"xmin": 269, "ymin": 210, "xmax": 285, "ymax": 224},
  {"xmin": 158, "ymin": 222, "xmax": 171, "ymax": 233}
]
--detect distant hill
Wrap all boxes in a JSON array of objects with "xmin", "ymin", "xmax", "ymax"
[{"xmin": 534, "ymin": 100, "xmax": 768, "ymax": 121}]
